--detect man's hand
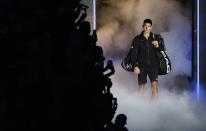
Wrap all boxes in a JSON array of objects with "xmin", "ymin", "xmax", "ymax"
[
  {"xmin": 134, "ymin": 66, "xmax": 140, "ymax": 75},
  {"xmin": 152, "ymin": 41, "xmax": 159, "ymax": 48}
]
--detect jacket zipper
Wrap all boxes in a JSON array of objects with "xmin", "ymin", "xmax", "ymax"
[{"xmin": 147, "ymin": 41, "xmax": 149, "ymax": 65}]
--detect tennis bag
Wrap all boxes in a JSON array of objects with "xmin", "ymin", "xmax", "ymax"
[
  {"xmin": 156, "ymin": 50, "xmax": 171, "ymax": 75},
  {"xmin": 153, "ymin": 34, "xmax": 171, "ymax": 75},
  {"xmin": 121, "ymin": 47, "xmax": 171, "ymax": 75},
  {"xmin": 121, "ymin": 48, "xmax": 134, "ymax": 72}
]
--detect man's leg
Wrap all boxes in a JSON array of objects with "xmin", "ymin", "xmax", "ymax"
[
  {"xmin": 148, "ymin": 68, "xmax": 158, "ymax": 100},
  {"xmin": 139, "ymin": 84, "xmax": 145, "ymax": 93},
  {"xmin": 151, "ymin": 80, "xmax": 158, "ymax": 100},
  {"xmin": 138, "ymin": 68, "xmax": 146, "ymax": 93}
]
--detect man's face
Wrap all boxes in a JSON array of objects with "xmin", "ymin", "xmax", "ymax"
[{"xmin": 143, "ymin": 23, "xmax": 152, "ymax": 33}]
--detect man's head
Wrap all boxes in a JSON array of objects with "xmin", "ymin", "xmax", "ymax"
[
  {"xmin": 79, "ymin": 21, "xmax": 91, "ymax": 35},
  {"xmin": 142, "ymin": 18, "xmax": 152, "ymax": 34},
  {"xmin": 115, "ymin": 114, "xmax": 127, "ymax": 127}
]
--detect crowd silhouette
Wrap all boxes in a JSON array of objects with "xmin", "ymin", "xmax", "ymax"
[{"xmin": 0, "ymin": 0, "xmax": 123, "ymax": 131}]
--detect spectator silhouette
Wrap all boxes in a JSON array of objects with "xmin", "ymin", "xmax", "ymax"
[
  {"xmin": 105, "ymin": 114, "xmax": 129, "ymax": 131},
  {"xmin": 1, "ymin": 0, "xmax": 117, "ymax": 130}
]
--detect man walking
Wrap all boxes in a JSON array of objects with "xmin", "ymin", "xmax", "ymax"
[{"xmin": 131, "ymin": 19, "xmax": 165, "ymax": 100}]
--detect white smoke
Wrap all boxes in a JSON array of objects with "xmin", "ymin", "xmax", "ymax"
[{"xmin": 110, "ymin": 62, "xmax": 206, "ymax": 131}]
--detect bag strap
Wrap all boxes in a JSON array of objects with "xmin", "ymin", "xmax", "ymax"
[{"xmin": 153, "ymin": 33, "xmax": 166, "ymax": 51}]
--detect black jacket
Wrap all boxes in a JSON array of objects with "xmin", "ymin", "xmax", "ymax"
[{"xmin": 130, "ymin": 32, "xmax": 165, "ymax": 69}]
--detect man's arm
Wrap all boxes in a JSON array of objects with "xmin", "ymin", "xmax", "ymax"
[
  {"xmin": 156, "ymin": 34, "xmax": 165, "ymax": 50},
  {"xmin": 130, "ymin": 37, "xmax": 140, "ymax": 74},
  {"xmin": 152, "ymin": 34, "xmax": 165, "ymax": 50}
]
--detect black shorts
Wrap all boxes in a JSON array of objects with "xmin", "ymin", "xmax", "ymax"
[{"xmin": 138, "ymin": 67, "xmax": 158, "ymax": 84}]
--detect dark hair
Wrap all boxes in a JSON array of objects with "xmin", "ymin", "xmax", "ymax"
[
  {"xmin": 143, "ymin": 19, "xmax": 152, "ymax": 25},
  {"xmin": 79, "ymin": 21, "xmax": 91, "ymax": 34},
  {"xmin": 115, "ymin": 114, "xmax": 127, "ymax": 126}
]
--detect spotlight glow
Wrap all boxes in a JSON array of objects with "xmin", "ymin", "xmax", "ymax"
[
  {"xmin": 93, "ymin": 0, "xmax": 96, "ymax": 30},
  {"xmin": 197, "ymin": 0, "xmax": 200, "ymax": 100}
]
